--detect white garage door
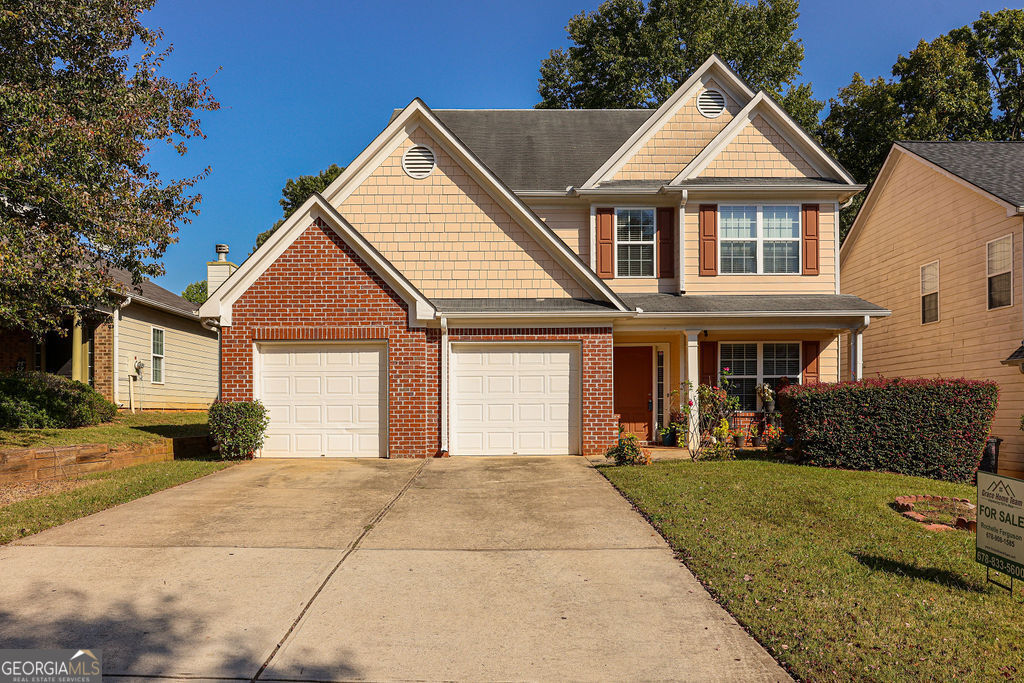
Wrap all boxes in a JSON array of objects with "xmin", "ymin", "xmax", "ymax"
[
  {"xmin": 451, "ymin": 344, "xmax": 580, "ymax": 455},
  {"xmin": 258, "ymin": 344, "xmax": 385, "ymax": 457}
]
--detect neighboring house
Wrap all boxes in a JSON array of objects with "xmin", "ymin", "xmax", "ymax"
[
  {"xmin": 200, "ymin": 55, "xmax": 887, "ymax": 458},
  {"xmin": 0, "ymin": 266, "xmax": 219, "ymax": 410},
  {"xmin": 841, "ymin": 141, "xmax": 1024, "ymax": 478}
]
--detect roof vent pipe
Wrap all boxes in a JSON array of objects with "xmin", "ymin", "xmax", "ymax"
[{"xmin": 215, "ymin": 244, "xmax": 230, "ymax": 262}]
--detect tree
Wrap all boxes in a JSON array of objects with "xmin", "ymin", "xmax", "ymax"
[
  {"xmin": 0, "ymin": 0, "xmax": 219, "ymax": 338},
  {"xmin": 535, "ymin": 0, "xmax": 823, "ymax": 128},
  {"xmin": 253, "ymin": 164, "xmax": 344, "ymax": 251},
  {"xmin": 181, "ymin": 280, "xmax": 208, "ymax": 304},
  {"xmin": 822, "ymin": 12, "xmax": 1023, "ymax": 240}
]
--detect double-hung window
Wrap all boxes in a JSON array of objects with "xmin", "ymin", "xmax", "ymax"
[
  {"xmin": 151, "ymin": 327, "xmax": 165, "ymax": 384},
  {"xmin": 615, "ymin": 208, "xmax": 655, "ymax": 277},
  {"xmin": 920, "ymin": 261, "xmax": 939, "ymax": 324},
  {"xmin": 987, "ymin": 235, "xmax": 1013, "ymax": 310},
  {"xmin": 720, "ymin": 205, "xmax": 800, "ymax": 274},
  {"xmin": 720, "ymin": 342, "xmax": 801, "ymax": 411}
]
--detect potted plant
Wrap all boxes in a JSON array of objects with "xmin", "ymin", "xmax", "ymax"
[
  {"xmin": 748, "ymin": 422, "xmax": 761, "ymax": 448},
  {"xmin": 756, "ymin": 383, "xmax": 775, "ymax": 415},
  {"xmin": 762, "ymin": 423, "xmax": 783, "ymax": 453},
  {"xmin": 733, "ymin": 426, "xmax": 747, "ymax": 448},
  {"xmin": 658, "ymin": 426, "xmax": 676, "ymax": 447}
]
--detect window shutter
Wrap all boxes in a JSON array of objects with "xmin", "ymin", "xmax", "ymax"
[
  {"xmin": 699, "ymin": 204, "xmax": 717, "ymax": 276},
  {"xmin": 802, "ymin": 341, "xmax": 820, "ymax": 384},
  {"xmin": 596, "ymin": 207, "xmax": 615, "ymax": 279},
  {"xmin": 802, "ymin": 204, "xmax": 819, "ymax": 276},
  {"xmin": 698, "ymin": 341, "xmax": 718, "ymax": 387},
  {"xmin": 657, "ymin": 207, "xmax": 675, "ymax": 278}
]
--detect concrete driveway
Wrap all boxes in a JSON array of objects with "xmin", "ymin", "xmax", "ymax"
[{"xmin": 0, "ymin": 457, "xmax": 786, "ymax": 681}]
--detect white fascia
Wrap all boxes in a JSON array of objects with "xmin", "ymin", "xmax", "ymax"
[
  {"xmin": 198, "ymin": 193, "xmax": 436, "ymax": 328},
  {"xmin": 672, "ymin": 93, "xmax": 857, "ymax": 185},
  {"xmin": 319, "ymin": 98, "xmax": 628, "ymax": 312},
  {"xmin": 582, "ymin": 55, "xmax": 756, "ymax": 189}
]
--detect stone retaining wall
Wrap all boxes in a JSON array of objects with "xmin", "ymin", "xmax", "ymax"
[{"xmin": 0, "ymin": 436, "xmax": 211, "ymax": 485}]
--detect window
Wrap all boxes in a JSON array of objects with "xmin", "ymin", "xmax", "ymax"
[
  {"xmin": 151, "ymin": 327, "xmax": 165, "ymax": 384},
  {"xmin": 720, "ymin": 342, "xmax": 801, "ymax": 411},
  {"xmin": 988, "ymin": 235, "xmax": 1013, "ymax": 310},
  {"xmin": 921, "ymin": 261, "xmax": 939, "ymax": 324},
  {"xmin": 719, "ymin": 205, "xmax": 800, "ymax": 274},
  {"xmin": 615, "ymin": 208, "xmax": 655, "ymax": 277}
]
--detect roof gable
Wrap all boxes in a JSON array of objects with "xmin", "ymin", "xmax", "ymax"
[
  {"xmin": 674, "ymin": 93, "xmax": 856, "ymax": 184},
  {"xmin": 321, "ymin": 100, "xmax": 628, "ymax": 310},
  {"xmin": 896, "ymin": 141, "xmax": 1024, "ymax": 208}
]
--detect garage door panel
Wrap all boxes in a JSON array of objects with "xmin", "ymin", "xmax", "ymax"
[
  {"xmin": 259, "ymin": 344, "xmax": 384, "ymax": 458},
  {"xmin": 451, "ymin": 345, "xmax": 580, "ymax": 456}
]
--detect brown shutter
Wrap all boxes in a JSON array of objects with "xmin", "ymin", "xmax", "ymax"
[
  {"xmin": 802, "ymin": 341, "xmax": 820, "ymax": 384},
  {"xmin": 699, "ymin": 204, "xmax": 718, "ymax": 276},
  {"xmin": 698, "ymin": 341, "xmax": 718, "ymax": 387},
  {"xmin": 596, "ymin": 207, "xmax": 615, "ymax": 279},
  {"xmin": 802, "ymin": 204, "xmax": 819, "ymax": 276},
  {"xmin": 657, "ymin": 207, "xmax": 675, "ymax": 278}
]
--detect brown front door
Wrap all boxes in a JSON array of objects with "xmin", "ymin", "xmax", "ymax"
[{"xmin": 614, "ymin": 346, "xmax": 653, "ymax": 441}]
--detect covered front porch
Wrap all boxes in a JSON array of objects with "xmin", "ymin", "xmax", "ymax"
[{"xmin": 610, "ymin": 294, "xmax": 890, "ymax": 450}]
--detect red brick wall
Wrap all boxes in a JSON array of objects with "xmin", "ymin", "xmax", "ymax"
[
  {"xmin": 219, "ymin": 218, "xmax": 617, "ymax": 457},
  {"xmin": 92, "ymin": 318, "xmax": 114, "ymax": 400},
  {"xmin": 0, "ymin": 328, "xmax": 34, "ymax": 372}
]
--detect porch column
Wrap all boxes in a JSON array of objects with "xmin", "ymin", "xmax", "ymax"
[
  {"xmin": 684, "ymin": 329, "xmax": 701, "ymax": 451},
  {"xmin": 71, "ymin": 314, "xmax": 83, "ymax": 382},
  {"xmin": 849, "ymin": 316, "xmax": 869, "ymax": 381}
]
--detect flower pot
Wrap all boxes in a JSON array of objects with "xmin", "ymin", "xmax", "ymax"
[
  {"xmin": 733, "ymin": 434, "xmax": 746, "ymax": 448},
  {"xmin": 763, "ymin": 400, "xmax": 775, "ymax": 414},
  {"xmin": 751, "ymin": 436, "xmax": 762, "ymax": 448},
  {"xmin": 661, "ymin": 431, "xmax": 676, "ymax": 447}
]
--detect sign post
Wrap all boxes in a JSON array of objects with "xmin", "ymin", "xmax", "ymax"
[{"xmin": 976, "ymin": 471, "xmax": 1024, "ymax": 593}]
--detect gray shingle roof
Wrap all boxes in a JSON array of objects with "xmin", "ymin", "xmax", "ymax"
[
  {"xmin": 621, "ymin": 293, "xmax": 889, "ymax": 314},
  {"xmin": 431, "ymin": 109, "xmax": 654, "ymax": 191},
  {"xmin": 433, "ymin": 298, "xmax": 618, "ymax": 313},
  {"xmin": 898, "ymin": 142, "xmax": 1024, "ymax": 208},
  {"xmin": 106, "ymin": 267, "xmax": 199, "ymax": 318}
]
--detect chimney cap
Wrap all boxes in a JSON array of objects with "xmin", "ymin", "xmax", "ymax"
[{"xmin": 215, "ymin": 244, "xmax": 230, "ymax": 254}]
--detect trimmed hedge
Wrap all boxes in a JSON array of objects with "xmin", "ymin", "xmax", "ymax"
[
  {"xmin": 778, "ymin": 377, "xmax": 998, "ymax": 483},
  {"xmin": 208, "ymin": 400, "xmax": 270, "ymax": 460},
  {"xmin": 0, "ymin": 371, "xmax": 117, "ymax": 429}
]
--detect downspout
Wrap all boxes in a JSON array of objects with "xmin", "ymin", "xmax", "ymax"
[
  {"xmin": 440, "ymin": 315, "xmax": 449, "ymax": 456},
  {"xmin": 201, "ymin": 317, "xmax": 222, "ymax": 402}
]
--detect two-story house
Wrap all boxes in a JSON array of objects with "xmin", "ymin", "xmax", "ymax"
[
  {"xmin": 199, "ymin": 56, "xmax": 887, "ymax": 458},
  {"xmin": 841, "ymin": 141, "xmax": 1024, "ymax": 477}
]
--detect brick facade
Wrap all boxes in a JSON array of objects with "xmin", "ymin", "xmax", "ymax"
[
  {"xmin": 92, "ymin": 318, "xmax": 114, "ymax": 401},
  {"xmin": 0, "ymin": 327, "xmax": 35, "ymax": 372},
  {"xmin": 219, "ymin": 218, "xmax": 617, "ymax": 458}
]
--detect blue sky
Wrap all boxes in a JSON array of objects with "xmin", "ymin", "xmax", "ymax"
[{"xmin": 142, "ymin": 0, "xmax": 1005, "ymax": 293}]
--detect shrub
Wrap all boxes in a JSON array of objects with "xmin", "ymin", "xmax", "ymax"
[
  {"xmin": 605, "ymin": 427, "xmax": 651, "ymax": 466},
  {"xmin": 0, "ymin": 371, "xmax": 117, "ymax": 429},
  {"xmin": 779, "ymin": 377, "xmax": 998, "ymax": 483},
  {"xmin": 208, "ymin": 400, "xmax": 270, "ymax": 460}
]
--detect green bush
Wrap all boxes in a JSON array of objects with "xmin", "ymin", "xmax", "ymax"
[
  {"xmin": 208, "ymin": 400, "xmax": 270, "ymax": 460},
  {"xmin": 605, "ymin": 427, "xmax": 651, "ymax": 466},
  {"xmin": 779, "ymin": 377, "xmax": 998, "ymax": 483},
  {"xmin": 0, "ymin": 371, "xmax": 117, "ymax": 429}
]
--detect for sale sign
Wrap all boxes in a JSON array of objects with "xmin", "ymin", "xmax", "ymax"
[{"xmin": 977, "ymin": 471, "xmax": 1024, "ymax": 580}]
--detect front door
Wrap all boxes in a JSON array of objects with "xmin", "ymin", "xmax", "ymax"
[{"xmin": 614, "ymin": 346, "xmax": 653, "ymax": 441}]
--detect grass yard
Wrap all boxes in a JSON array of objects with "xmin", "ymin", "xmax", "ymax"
[
  {"xmin": 0, "ymin": 411, "xmax": 208, "ymax": 450},
  {"xmin": 0, "ymin": 459, "xmax": 231, "ymax": 544},
  {"xmin": 601, "ymin": 458, "xmax": 1022, "ymax": 682}
]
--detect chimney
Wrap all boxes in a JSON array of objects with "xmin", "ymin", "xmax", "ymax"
[{"xmin": 207, "ymin": 244, "xmax": 237, "ymax": 295}]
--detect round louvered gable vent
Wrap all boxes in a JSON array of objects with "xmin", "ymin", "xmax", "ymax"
[
  {"xmin": 697, "ymin": 88, "xmax": 726, "ymax": 118},
  {"xmin": 402, "ymin": 145, "xmax": 436, "ymax": 179}
]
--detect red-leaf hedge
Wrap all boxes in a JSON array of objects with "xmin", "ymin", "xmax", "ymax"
[{"xmin": 778, "ymin": 377, "xmax": 998, "ymax": 483}]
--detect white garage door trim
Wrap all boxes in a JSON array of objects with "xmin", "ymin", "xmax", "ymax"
[
  {"xmin": 255, "ymin": 342, "xmax": 387, "ymax": 458},
  {"xmin": 450, "ymin": 342, "xmax": 582, "ymax": 456}
]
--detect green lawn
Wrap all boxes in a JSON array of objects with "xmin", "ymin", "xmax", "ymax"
[
  {"xmin": 601, "ymin": 458, "xmax": 1022, "ymax": 682},
  {"xmin": 0, "ymin": 411, "xmax": 208, "ymax": 450},
  {"xmin": 0, "ymin": 459, "xmax": 231, "ymax": 544}
]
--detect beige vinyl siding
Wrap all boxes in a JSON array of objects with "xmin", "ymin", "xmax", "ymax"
[
  {"xmin": 117, "ymin": 303, "xmax": 218, "ymax": 410},
  {"xmin": 840, "ymin": 152, "xmax": 1024, "ymax": 477},
  {"xmin": 683, "ymin": 200, "xmax": 837, "ymax": 293},
  {"xmin": 701, "ymin": 115, "xmax": 818, "ymax": 178},
  {"xmin": 533, "ymin": 204, "xmax": 590, "ymax": 266},
  {"xmin": 614, "ymin": 79, "xmax": 742, "ymax": 183},
  {"xmin": 339, "ymin": 129, "xmax": 587, "ymax": 299}
]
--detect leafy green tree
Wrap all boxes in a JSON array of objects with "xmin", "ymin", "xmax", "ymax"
[
  {"xmin": 181, "ymin": 280, "xmax": 208, "ymax": 304},
  {"xmin": 535, "ymin": 0, "xmax": 823, "ymax": 128},
  {"xmin": 822, "ymin": 12, "xmax": 1024, "ymax": 239},
  {"xmin": 254, "ymin": 164, "xmax": 344, "ymax": 251},
  {"xmin": 0, "ymin": 0, "xmax": 218, "ymax": 338}
]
